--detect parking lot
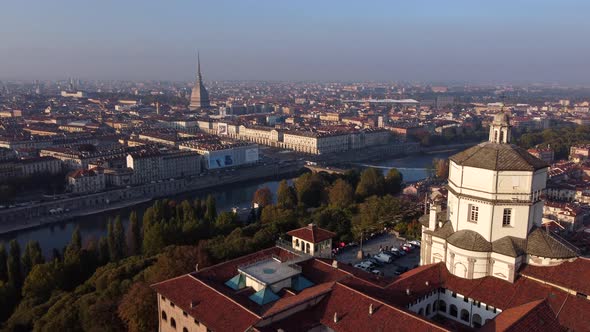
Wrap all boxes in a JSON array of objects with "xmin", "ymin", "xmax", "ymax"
[{"xmin": 335, "ymin": 233, "xmax": 420, "ymax": 277}]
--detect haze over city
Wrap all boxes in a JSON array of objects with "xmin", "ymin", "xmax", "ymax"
[
  {"xmin": 2, "ymin": 0, "xmax": 590, "ymax": 83},
  {"xmin": 3, "ymin": 1, "xmax": 590, "ymax": 331}
]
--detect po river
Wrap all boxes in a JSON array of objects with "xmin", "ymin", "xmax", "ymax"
[{"xmin": 0, "ymin": 150, "xmax": 457, "ymax": 257}]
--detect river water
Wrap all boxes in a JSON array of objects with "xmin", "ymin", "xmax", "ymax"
[{"xmin": 0, "ymin": 150, "xmax": 458, "ymax": 256}]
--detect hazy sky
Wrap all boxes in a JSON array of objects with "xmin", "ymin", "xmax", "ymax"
[{"xmin": 1, "ymin": 0, "xmax": 590, "ymax": 83}]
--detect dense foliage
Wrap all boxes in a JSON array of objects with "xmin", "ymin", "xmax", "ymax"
[{"xmin": 518, "ymin": 125, "xmax": 590, "ymax": 160}]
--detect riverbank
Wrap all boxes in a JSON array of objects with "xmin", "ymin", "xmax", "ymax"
[{"xmin": 0, "ymin": 161, "xmax": 303, "ymax": 235}]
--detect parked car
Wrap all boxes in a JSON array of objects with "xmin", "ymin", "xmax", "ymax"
[
  {"xmin": 381, "ymin": 251, "xmax": 397, "ymax": 259},
  {"xmin": 401, "ymin": 246, "xmax": 412, "ymax": 253},
  {"xmin": 409, "ymin": 240, "xmax": 421, "ymax": 247},
  {"xmin": 394, "ymin": 267, "xmax": 409, "ymax": 275},
  {"xmin": 367, "ymin": 257, "xmax": 384, "ymax": 267},
  {"xmin": 373, "ymin": 253, "xmax": 394, "ymax": 264},
  {"xmin": 396, "ymin": 249, "xmax": 407, "ymax": 256},
  {"xmin": 354, "ymin": 261, "xmax": 376, "ymax": 270}
]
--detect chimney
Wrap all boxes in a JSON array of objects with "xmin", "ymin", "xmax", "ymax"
[
  {"xmin": 406, "ymin": 288, "xmax": 411, "ymax": 295},
  {"xmin": 332, "ymin": 260, "xmax": 338, "ymax": 269},
  {"xmin": 195, "ymin": 263, "xmax": 199, "ymax": 272},
  {"xmin": 425, "ymin": 281, "xmax": 429, "ymax": 286},
  {"xmin": 429, "ymin": 202, "xmax": 441, "ymax": 231},
  {"xmin": 333, "ymin": 312, "xmax": 339, "ymax": 323},
  {"xmin": 369, "ymin": 303, "xmax": 374, "ymax": 315},
  {"xmin": 190, "ymin": 301, "xmax": 198, "ymax": 308}
]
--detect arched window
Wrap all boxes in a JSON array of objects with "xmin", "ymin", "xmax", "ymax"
[
  {"xmin": 449, "ymin": 304, "xmax": 458, "ymax": 317},
  {"xmin": 295, "ymin": 239, "xmax": 299, "ymax": 247},
  {"xmin": 438, "ymin": 300, "xmax": 447, "ymax": 313},
  {"xmin": 171, "ymin": 317, "xmax": 177, "ymax": 329},
  {"xmin": 306, "ymin": 242, "xmax": 310, "ymax": 253},
  {"xmin": 426, "ymin": 303, "xmax": 431, "ymax": 315},
  {"xmin": 161, "ymin": 311, "xmax": 167, "ymax": 321},
  {"xmin": 472, "ymin": 314, "xmax": 483, "ymax": 328},
  {"xmin": 460, "ymin": 309, "xmax": 470, "ymax": 322},
  {"xmin": 418, "ymin": 308, "xmax": 424, "ymax": 316},
  {"xmin": 499, "ymin": 130, "xmax": 504, "ymax": 143}
]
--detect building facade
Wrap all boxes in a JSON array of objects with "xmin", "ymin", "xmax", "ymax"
[{"xmin": 420, "ymin": 113, "xmax": 578, "ymax": 283}]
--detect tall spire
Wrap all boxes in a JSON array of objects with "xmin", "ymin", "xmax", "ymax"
[
  {"xmin": 197, "ymin": 51, "xmax": 202, "ymax": 80},
  {"xmin": 189, "ymin": 51, "xmax": 211, "ymax": 110}
]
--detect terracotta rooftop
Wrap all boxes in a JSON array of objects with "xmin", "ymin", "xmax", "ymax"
[
  {"xmin": 480, "ymin": 299, "xmax": 564, "ymax": 332},
  {"xmin": 287, "ymin": 224, "xmax": 336, "ymax": 243},
  {"xmin": 152, "ymin": 244, "xmax": 590, "ymax": 332}
]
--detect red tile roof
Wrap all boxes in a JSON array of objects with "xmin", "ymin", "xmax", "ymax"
[
  {"xmin": 152, "ymin": 246, "xmax": 590, "ymax": 332},
  {"xmin": 287, "ymin": 224, "xmax": 336, "ymax": 243},
  {"xmin": 480, "ymin": 299, "xmax": 564, "ymax": 332},
  {"xmin": 317, "ymin": 283, "xmax": 449, "ymax": 332},
  {"xmin": 519, "ymin": 258, "xmax": 590, "ymax": 296},
  {"xmin": 151, "ymin": 275, "xmax": 260, "ymax": 332}
]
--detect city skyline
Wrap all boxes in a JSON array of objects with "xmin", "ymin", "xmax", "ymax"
[{"xmin": 1, "ymin": 0, "xmax": 590, "ymax": 83}]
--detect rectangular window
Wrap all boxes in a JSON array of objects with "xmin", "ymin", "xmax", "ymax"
[
  {"xmin": 503, "ymin": 209, "xmax": 512, "ymax": 227},
  {"xmin": 469, "ymin": 205, "xmax": 479, "ymax": 223}
]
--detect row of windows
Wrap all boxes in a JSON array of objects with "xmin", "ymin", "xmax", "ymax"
[
  {"xmin": 161, "ymin": 295, "xmax": 208, "ymax": 331},
  {"xmin": 468, "ymin": 205, "xmax": 512, "ymax": 227}
]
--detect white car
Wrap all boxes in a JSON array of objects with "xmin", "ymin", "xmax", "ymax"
[{"xmin": 409, "ymin": 240, "xmax": 421, "ymax": 247}]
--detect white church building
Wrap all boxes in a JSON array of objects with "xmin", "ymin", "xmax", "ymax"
[{"xmin": 420, "ymin": 113, "xmax": 578, "ymax": 283}]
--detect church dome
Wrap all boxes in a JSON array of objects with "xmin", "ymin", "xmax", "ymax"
[
  {"xmin": 447, "ymin": 230, "xmax": 492, "ymax": 252},
  {"xmin": 449, "ymin": 142, "xmax": 548, "ymax": 171}
]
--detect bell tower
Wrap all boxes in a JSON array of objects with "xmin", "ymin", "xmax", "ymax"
[{"xmin": 489, "ymin": 111, "xmax": 512, "ymax": 144}]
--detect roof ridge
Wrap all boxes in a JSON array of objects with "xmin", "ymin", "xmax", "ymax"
[
  {"xmin": 335, "ymin": 282, "xmax": 451, "ymax": 331},
  {"xmin": 188, "ymin": 273, "xmax": 262, "ymax": 319},
  {"xmin": 500, "ymin": 299, "xmax": 550, "ymax": 329}
]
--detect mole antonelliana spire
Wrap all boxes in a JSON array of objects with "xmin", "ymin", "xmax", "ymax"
[{"xmin": 189, "ymin": 52, "xmax": 211, "ymax": 110}]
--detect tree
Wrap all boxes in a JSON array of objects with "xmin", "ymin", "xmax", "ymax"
[
  {"xmin": 127, "ymin": 211, "xmax": 141, "ymax": 255},
  {"xmin": 0, "ymin": 243, "xmax": 8, "ymax": 282},
  {"xmin": 204, "ymin": 195, "xmax": 217, "ymax": 222},
  {"xmin": 142, "ymin": 223, "xmax": 166, "ymax": 256},
  {"xmin": 294, "ymin": 173, "xmax": 324, "ymax": 207},
  {"xmin": 276, "ymin": 180, "xmax": 297, "ymax": 209},
  {"xmin": 113, "ymin": 216, "xmax": 126, "ymax": 261},
  {"xmin": 252, "ymin": 187, "xmax": 273, "ymax": 208},
  {"xmin": 385, "ymin": 168, "xmax": 403, "ymax": 195},
  {"xmin": 22, "ymin": 240, "xmax": 44, "ymax": 276},
  {"xmin": 215, "ymin": 211, "xmax": 238, "ymax": 234},
  {"xmin": 98, "ymin": 237, "xmax": 110, "ymax": 265},
  {"xmin": 64, "ymin": 226, "xmax": 82, "ymax": 264},
  {"xmin": 193, "ymin": 198, "xmax": 203, "ymax": 219},
  {"xmin": 0, "ymin": 281, "xmax": 18, "ymax": 322},
  {"xmin": 433, "ymin": 158, "xmax": 449, "ymax": 180},
  {"xmin": 7, "ymin": 239, "xmax": 22, "ymax": 288},
  {"xmin": 107, "ymin": 219, "xmax": 115, "ymax": 262},
  {"xmin": 179, "ymin": 200, "xmax": 196, "ymax": 223},
  {"xmin": 118, "ymin": 282, "xmax": 157, "ymax": 332},
  {"xmin": 355, "ymin": 167, "xmax": 385, "ymax": 200},
  {"xmin": 328, "ymin": 179, "xmax": 354, "ymax": 208},
  {"xmin": 22, "ymin": 262, "xmax": 60, "ymax": 301}
]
